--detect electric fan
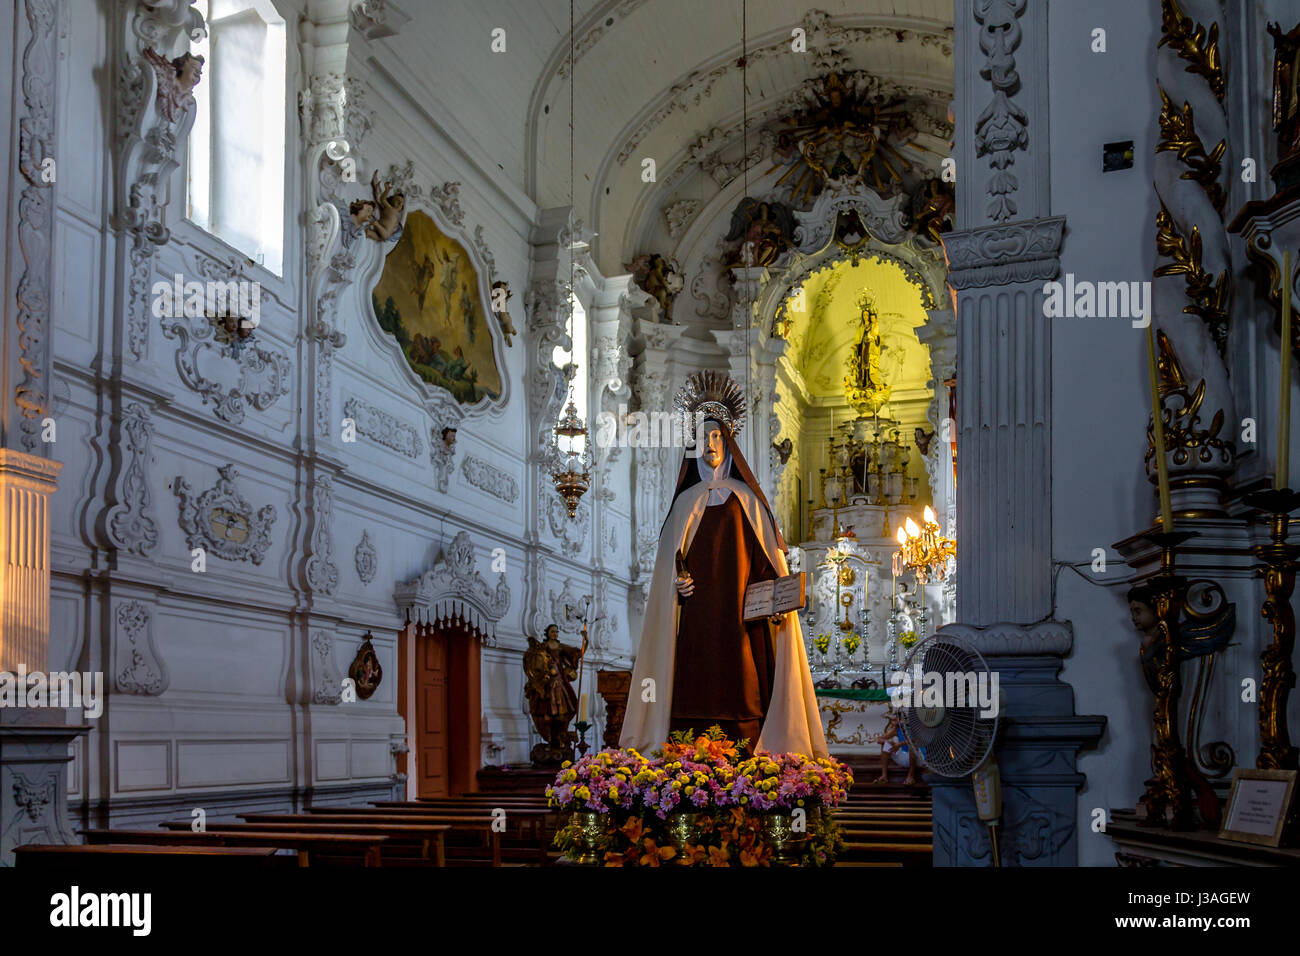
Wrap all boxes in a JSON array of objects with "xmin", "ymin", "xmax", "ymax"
[{"xmin": 895, "ymin": 632, "xmax": 1005, "ymax": 866}]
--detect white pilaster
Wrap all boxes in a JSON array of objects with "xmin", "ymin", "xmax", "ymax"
[{"xmin": 0, "ymin": 451, "xmax": 61, "ymax": 673}]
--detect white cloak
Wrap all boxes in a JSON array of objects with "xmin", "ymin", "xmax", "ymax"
[{"xmin": 618, "ymin": 476, "xmax": 829, "ymax": 758}]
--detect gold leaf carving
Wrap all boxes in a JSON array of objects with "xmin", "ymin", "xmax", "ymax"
[
  {"xmin": 1154, "ymin": 201, "xmax": 1230, "ymax": 354},
  {"xmin": 1159, "ymin": 0, "xmax": 1225, "ymax": 102},
  {"xmin": 1156, "ymin": 88, "xmax": 1226, "ymax": 214}
]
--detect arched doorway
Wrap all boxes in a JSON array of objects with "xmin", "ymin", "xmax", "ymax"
[
  {"xmin": 763, "ymin": 250, "xmax": 956, "ymax": 688},
  {"xmin": 397, "ymin": 618, "xmax": 481, "ymax": 798},
  {"xmin": 392, "ymin": 530, "xmax": 511, "ymax": 799}
]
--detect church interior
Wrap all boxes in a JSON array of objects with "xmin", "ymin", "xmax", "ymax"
[{"xmin": 2, "ymin": 0, "xmax": 1300, "ymax": 900}]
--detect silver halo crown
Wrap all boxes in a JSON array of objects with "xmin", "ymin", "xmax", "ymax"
[{"xmin": 674, "ymin": 370, "xmax": 746, "ymax": 438}]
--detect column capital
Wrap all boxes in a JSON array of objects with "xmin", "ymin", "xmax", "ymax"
[
  {"xmin": 0, "ymin": 448, "xmax": 62, "ymax": 490},
  {"xmin": 943, "ymin": 216, "xmax": 1066, "ymax": 291}
]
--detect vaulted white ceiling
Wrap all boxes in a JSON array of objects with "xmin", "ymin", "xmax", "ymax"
[{"xmin": 386, "ymin": 1, "xmax": 954, "ymax": 274}]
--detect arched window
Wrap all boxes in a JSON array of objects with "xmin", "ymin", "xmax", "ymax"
[{"xmin": 186, "ymin": 0, "xmax": 287, "ymax": 275}]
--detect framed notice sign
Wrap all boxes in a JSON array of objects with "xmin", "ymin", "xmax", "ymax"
[{"xmin": 1219, "ymin": 768, "xmax": 1296, "ymax": 847}]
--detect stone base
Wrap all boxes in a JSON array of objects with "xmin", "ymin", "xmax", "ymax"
[
  {"xmin": 931, "ymin": 621, "xmax": 1106, "ymax": 866},
  {"xmin": 0, "ymin": 709, "xmax": 88, "ymax": 867}
]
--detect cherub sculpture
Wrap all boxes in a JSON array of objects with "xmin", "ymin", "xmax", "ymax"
[
  {"xmin": 143, "ymin": 48, "xmax": 204, "ymax": 123},
  {"xmin": 363, "ymin": 170, "xmax": 405, "ymax": 241},
  {"xmin": 491, "ymin": 280, "xmax": 517, "ymax": 346},
  {"xmin": 624, "ymin": 253, "xmax": 683, "ymax": 318}
]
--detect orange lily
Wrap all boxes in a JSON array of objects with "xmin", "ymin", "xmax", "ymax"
[
  {"xmin": 619, "ymin": 816, "xmax": 644, "ymax": 843},
  {"xmin": 680, "ymin": 843, "xmax": 707, "ymax": 866},
  {"xmin": 638, "ymin": 837, "xmax": 676, "ymax": 866}
]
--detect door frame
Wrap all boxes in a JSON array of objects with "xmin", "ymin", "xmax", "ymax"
[{"xmin": 397, "ymin": 619, "xmax": 482, "ymax": 798}]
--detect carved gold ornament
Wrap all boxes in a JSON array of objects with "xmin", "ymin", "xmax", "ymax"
[
  {"xmin": 1144, "ymin": 330, "xmax": 1235, "ymax": 473},
  {"xmin": 1155, "ymin": 201, "xmax": 1230, "ymax": 355},
  {"xmin": 1159, "ymin": 0, "xmax": 1225, "ymax": 103},
  {"xmin": 1156, "ymin": 89, "xmax": 1226, "ymax": 215}
]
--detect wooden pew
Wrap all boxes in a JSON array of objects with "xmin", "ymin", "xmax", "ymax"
[
  {"xmin": 158, "ymin": 819, "xmax": 448, "ymax": 867},
  {"xmin": 80, "ymin": 828, "xmax": 389, "ymax": 868},
  {"xmin": 14, "ymin": 843, "xmax": 280, "ymax": 870},
  {"xmin": 299, "ymin": 807, "xmax": 553, "ymax": 865}
]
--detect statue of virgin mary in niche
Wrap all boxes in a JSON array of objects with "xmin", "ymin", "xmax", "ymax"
[{"xmin": 619, "ymin": 371, "xmax": 828, "ymax": 759}]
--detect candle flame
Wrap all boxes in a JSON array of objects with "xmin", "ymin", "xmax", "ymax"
[
  {"xmin": 923, "ymin": 505, "xmax": 936, "ymax": 525},
  {"xmin": 904, "ymin": 517, "xmax": 920, "ymax": 538},
  {"xmin": 896, "ymin": 526, "xmax": 908, "ymax": 545}
]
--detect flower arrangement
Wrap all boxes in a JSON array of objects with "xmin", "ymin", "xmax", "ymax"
[
  {"xmin": 813, "ymin": 633, "xmax": 833, "ymax": 655},
  {"xmin": 730, "ymin": 752, "xmax": 853, "ymax": 812},
  {"xmin": 545, "ymin": 747, "xmax": 654, "ymax": 814},
  {"xmin": 548, "ymin": 726, "xmax": 853, "ymax": 867},
  {"xmin": 842, "ymin": 633, "xmax": 862, "ymax": 656},
  {"xmin": 898, "ymin": 629, "xmax": 919, "ymax": 649}
]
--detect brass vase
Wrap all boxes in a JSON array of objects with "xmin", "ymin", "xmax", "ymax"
[
  {"xmin": 570, "ymin": 810, "xmax": 606, "ymax": 865},
  {"xmin": 664, "ymin": 810, "xmax": 706, "ymax": 863},
  {"xmin": 761, "ymin": 810, "xmax": 809, "ymax": 866}
]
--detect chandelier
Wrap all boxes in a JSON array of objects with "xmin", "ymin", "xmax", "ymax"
[
  {"xmin": 548, "ymin": 6, "xmax": 590, "ymax": 522},
  {"xmin": 892, "ymin": 505, "xmax": 955, "ymax": 583},
  {"xmin": 550, "ymin": 391, "xmax": 591, "ymax": 518}
]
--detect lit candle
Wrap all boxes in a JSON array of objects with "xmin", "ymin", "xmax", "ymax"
[
  {"xmin": 1278, "ymin": 249, "xmax": 1292, "ymax": 491},
  {"xmin": 1144, "ymin": 324, "xmax": 1174, "ymax": 529},
  {"xmin": 578, "ymin": 693, "xmax": 588, "ymax": 722}
]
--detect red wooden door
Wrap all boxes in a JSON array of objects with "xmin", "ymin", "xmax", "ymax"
[{"xmin": 416, "ymin": 630, "xmax": 449, "ymax": 797}]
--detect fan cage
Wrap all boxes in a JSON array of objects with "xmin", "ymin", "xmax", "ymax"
[{"xmin": 895, "ymin": 634, "xmax": 998, "ymax": 778}]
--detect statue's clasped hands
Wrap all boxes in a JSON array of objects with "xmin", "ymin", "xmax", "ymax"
[{"xmin": 675, "ymin": 572, "xmax": 695, "ymax": 598}]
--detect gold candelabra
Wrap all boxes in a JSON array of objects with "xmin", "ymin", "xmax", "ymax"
[{"xmin": 892, "ymin": 505, "xmax": 955, "ymax": 584}]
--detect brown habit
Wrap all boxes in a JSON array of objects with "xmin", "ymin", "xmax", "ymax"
[{"xmin": 669, "ymin": 494, "xmax": 778, "ymax": 733}]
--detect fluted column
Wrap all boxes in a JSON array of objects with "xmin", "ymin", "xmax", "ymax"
[
  {"xmin": 945, "ymin": 221, "xmax": 1063, "ymax": 624},
  {"xmin": 0, "ymin": 452, "xmax": 61, "ymax": 673},
  {"xmin": 1, "ymin": 0, "xmax": 86, "ymax": 868},
  {"xmin": 930, "ymin": 0, "xmax": 1104, "ymax": 867}
]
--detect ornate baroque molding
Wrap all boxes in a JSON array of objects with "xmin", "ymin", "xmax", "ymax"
[
  {"xmin": 310, "ymin": 630, "xmax": 343, "ymax": 705},
  {"xmin": 461, "ymin": 454, "xmax": 519, "ymax": 503},
  {"xmin": 936, "ymin": 619, "xmax": 1073, "ymax": 656},
  {"xmin": 615, "ymin": 11, "xmax": 952, "ymax": 166},
  {"xmin": 305, "ymin": 474, "xmax": 339, "ymax": 595},
  {"xmin": 114, "ymin": 600, "xmax": 168, "ymax": 695},
  {"xmin": 393, "ymin": 530, "xmax": 510, "ymax": 642},
  {"xmin": 105, "ymin": 403, "xmax": 159, "ymax": 556},
  {"xmin": 973, "ymin": 0, "xmax": 1029, "ymax": 221},
  {"xmin": 355, "ymin": 530, "xmax": 378, "ymax": 585},
  {"xmin": 429, "ymin": 424, "xmax": 457, "ymax": 494},
  {"xmin": 117, "ymin": 0, "xmax": 207, "ymax": 361},
  {"xmin": 159, "ymin": 256, "xmax": 292, "ymax": 424},
  {"xmin": 943, "ymin": 217, "xmax": 1065, "ymax": 290},
  {"xmin": 343, "ymin": 396, "xmax": 422, "ymax": 459},
  {"xmin": 175, "ymin": 464, "xmax": 277, "ymax": 565},
  {"xmin": 13, "ymin": 0, "xmax": 58, "ymax": 450}
]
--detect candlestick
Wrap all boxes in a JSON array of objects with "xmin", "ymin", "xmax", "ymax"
[
  {"xmin": 1145, "ymin": 325, "xmax": 1174, "ymax": 529},
  {"xmin": 1135, "ymin": 529, "xmax": 1197, "ymax": 830},
  {"xmin": 1243, "ymin": 488, "xmax": 1300, "ymax": 772},
  {"xmin": 1278, "ymin": 249, "xmax": 1292, "ymax": 491},
  {"xmin": 578, "ymin": 692, "xmax": 588, "ymax": 723}
]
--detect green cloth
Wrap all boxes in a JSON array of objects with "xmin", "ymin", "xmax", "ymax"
[{"xmin": 814, "ymin": 687, "xmax": 890, "ymax": 702}]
